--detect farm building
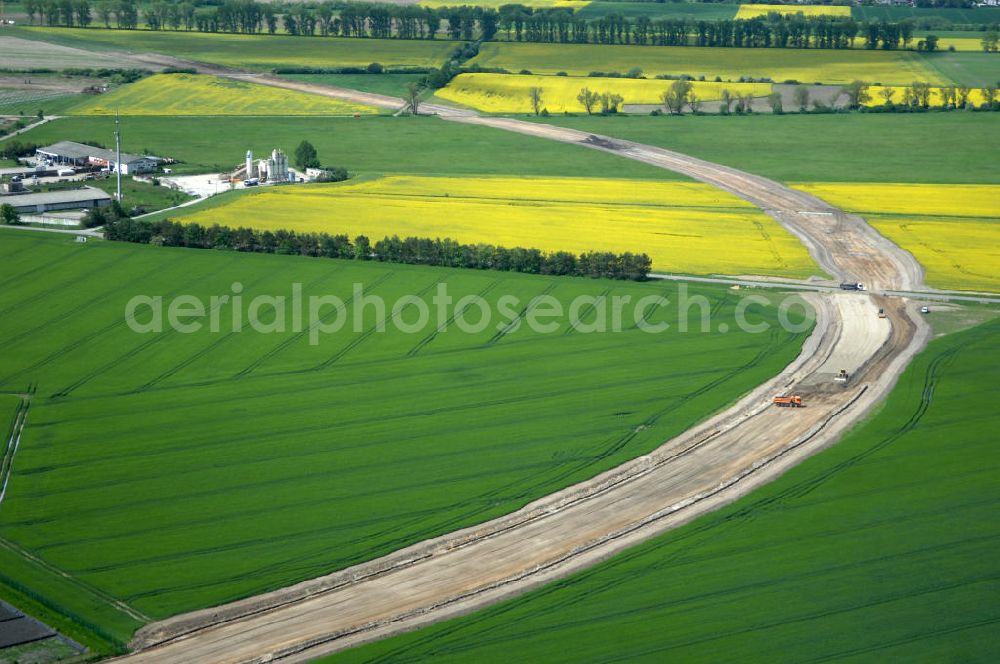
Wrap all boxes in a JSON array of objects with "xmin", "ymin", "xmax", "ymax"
[
  {"xmin": 3, "ymin": 187, "xmax": 111, "ymax": 214},
  {"xmin": 36, "ymin": 141, "xmax": 159, "ymax": 175}
]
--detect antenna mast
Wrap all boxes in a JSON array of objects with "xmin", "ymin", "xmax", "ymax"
[{"xmin": 114, "ymin": 110, "xmax": 122, "ymax": 202}]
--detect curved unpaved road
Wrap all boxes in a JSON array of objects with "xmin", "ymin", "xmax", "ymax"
[{"xmin": 109, "ymin": 73, "xmax": 932, "ymax": 663}]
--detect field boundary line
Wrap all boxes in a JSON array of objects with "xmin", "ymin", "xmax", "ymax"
[
  {"xmin": 0, "ymin": 537, "xmax": 150, "ymax": 624},
  {"xmin": 0, "ymin": 396, "xmax": 30, "ymax": 506}
]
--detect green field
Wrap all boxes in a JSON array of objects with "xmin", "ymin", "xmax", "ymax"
[
  {"xmin": 331, "ymin": 316, "xmax": 1000, "ymax": 663},
  {"xmin": 278, "ymin": 73, "xmax": 427, "ymax": 99},
  {"xmin": 531, "ymin": 113, "xmax": 1000, "ymax": 184},
  {"xmin": 471, "ymin": 41, "xmax": 951, "ymax": 85},
  {"xmin": 11, "ymin": 27, "xmax": 458, "ymax": 72},
  {"xmin": 576, "ymin": 2, "xmax": 738, "ymax": 21},
  {"xmin": 919, "ymin": 51, "xmax": 1000, "ymax": 88},
  {"xmin": 852, "ymin": 4, "xmax": 1000, "ymax": 24},
  {"xmin": 0, "ymin": 232, "xmax": 811, "ymax": 649},
  {"xmin": 14, "ymin": 115, "xmax": 682, "ymax": 179},
  {"xmin": 0, "ymin": 91, "xmax": 89, "ymax": 117}
]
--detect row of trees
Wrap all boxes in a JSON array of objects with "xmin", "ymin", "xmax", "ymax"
[
  {"xmin": 104, "ymin": 218, "xmax": 653, "ymax": 281},
  {"xmin": 842, "ymin": 80, "xmax": 999, "ymax": 110},
  {"xmin": 24, "ymin": 0, "xmax": 996, "ymax": 52},
  {"xmin": 559, "ymin": 80, "xmax": 1000, "ymax": 116}
]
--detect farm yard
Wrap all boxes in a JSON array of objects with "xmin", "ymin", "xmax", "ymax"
[
  {"xmin": 0, "ymin": 12, "xmax": 998, "ymax": 664},
  {"xmin": 72, "ymin": 73, "xmax": 379, "ymax": 116},
  {"xmin": 166, "ymin": 176, "xmax": 819, "ymax": 277},
  {"xmin": 0, "ymin": 233, "xmax": 811, "ymax": 647}
]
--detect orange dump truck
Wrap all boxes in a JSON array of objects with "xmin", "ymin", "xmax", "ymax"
[{"xmin": 773, "ymin": 395, "xmax": 803, "ymax": 408}]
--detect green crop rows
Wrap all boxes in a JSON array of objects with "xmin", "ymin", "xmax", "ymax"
[
  {"xmin": 531, "ymin": 113, "xmax": 1000, "ymax": 184},
  {"xmin": 0, "ymin": 233, "xmax": 809, "ymax": 648},
  {"xmin": 470, "ymin": 41, "xmax": 953, "ymax": 85},
  {"xmin": 331, "ymin": 316, "xmax": 1000, "ymax": 663},
  {"xmin": 11, "ymin": 27, "xmax": 458, "ymax": 72}
]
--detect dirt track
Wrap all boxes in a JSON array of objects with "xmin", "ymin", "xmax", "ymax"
[{"xmin": 110, "ymin": 77, "xmax": 933, "ymax": 663}]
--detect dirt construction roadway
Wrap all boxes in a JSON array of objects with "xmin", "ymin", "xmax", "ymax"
[{"xmin": 113, "ymin": 75, "xmax": 931, "ymax": 663}]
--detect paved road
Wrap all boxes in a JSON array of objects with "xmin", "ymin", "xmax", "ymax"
[
  {"xmin": 0, "ymin": 224, "xmax": 101, "ymax": 238},
  {"xmin": 114, "ymin": 75, "xmax": 932, "ymax": 663},
  {"xmin": 0, "ymin": 115, "xmax": 57, "ymax": 141}
]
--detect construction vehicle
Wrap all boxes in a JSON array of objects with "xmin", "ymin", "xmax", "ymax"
[
  {"xmin": 839, "ymin": 282, "xmax": 866, "ymax": 291},
  {"xmin": 877, "ymin": 308, "xmax": 887, "ymax": 318},
  {"xmin": 772, "ymin": 395, "xmax": 803, "ymax": 408},
  {"xmin": 834, "ymin": 369, "xmax": 849, "ymax": 383}
]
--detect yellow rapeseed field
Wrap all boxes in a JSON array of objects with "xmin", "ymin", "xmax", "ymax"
[
  {"xmin": 796, "ymin": 183, "xmax": 1000, "ymax": 292},
  {"xmin": 178, "ymin": 176, "xmax": 819, "ymax": 277},
  {"xmin": 74, "ymin": 73, "xmax": 377, "ymax": 116},
  {"xmin": 931, "ymin": 36, "xmax": 986, "ymax": 52},
  {"xmin": 735, "ymin": 4, "xmax": 851, "ymax": 19},
  {"xmin": 437, "ymin": 74, "xmax": 772, "ymax": 113},
  {"xmin": 863, "ymin": 85, "xmax": 989, "ymax": 107}
]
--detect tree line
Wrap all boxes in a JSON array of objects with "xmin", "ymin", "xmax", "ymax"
[
  {"xmin": 24, "ymin": 0, "xmax": 998, "ymax": 52},
  {"xmin": 103, "ymin": 217, "xmax": 653, "ymax": 281}
]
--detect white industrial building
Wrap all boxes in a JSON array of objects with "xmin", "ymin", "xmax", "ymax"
[
  {"xmin": 36, "ymin": 141, "xmax": 159, "ymax": 175},
  {"xmin": 243, "ymin": 148, "xmax": 290, "ymax": 183}
]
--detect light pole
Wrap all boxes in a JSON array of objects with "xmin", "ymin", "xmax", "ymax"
[{"xmin": 114, "ymin": 109, "xmax": 122, "ymax": 203}]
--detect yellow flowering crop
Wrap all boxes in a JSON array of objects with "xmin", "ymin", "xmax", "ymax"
[
  {"xmin": 795, "ymin": 183, "xmax": 1000, "ymax": 292},
  {"xmin": 74, "ymin": 73, "xmax": 378, "ymax": 116},
  {"xmin": 931, "ymin": 36, "xmax": 988, "ymax": 52},
  {"xmin": 177, "ymin": 176, "xmax": 819, "ymax": 278},
  {"xmin": 437, "ymin": 73, "xmax": 772, "ymax": 113},
  {"xmin": 735, "ymin": 4, "xmax": 851, "ymax": 19},
  {"xmin": 795, "ymin": 183, "xmax": 998, "ymax": 219},
  {"xmin": 863, "ymin": 85, "xmax": 989, "ymax": 108}
]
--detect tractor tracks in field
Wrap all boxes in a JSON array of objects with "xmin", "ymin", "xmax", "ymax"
[{"xmin": 109, "ymin": 75, "xmax": 933, "ymax": 663}]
